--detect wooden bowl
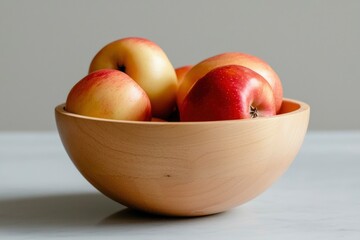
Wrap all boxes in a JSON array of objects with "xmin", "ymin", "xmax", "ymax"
[{"xmin": 55, "ymin": 98, "xmax": 310, "ymax": 216}]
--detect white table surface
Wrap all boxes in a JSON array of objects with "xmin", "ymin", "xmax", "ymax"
[{"xmin": 1, "ymin": 131, "xmax": 360, "ymax": 239}]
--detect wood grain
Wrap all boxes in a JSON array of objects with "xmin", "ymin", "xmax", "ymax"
[{"xmin": 55, "ymin": 98, "xmax": 310, "ymax": 216}]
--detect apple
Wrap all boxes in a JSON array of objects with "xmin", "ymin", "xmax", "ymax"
[
  {"xmin": 151, "ymin": 117, "xmax": 167, "ymax": 122},
  {"xmin": 177, "ymin": 52, "xmax": 283, "ymax": 113},
  {"xmin": 175, "ymin": 65, "xmax": 192, "ymax": 85},
  {"xmin": 66, "ymin": 69, "xmax": 152, "ymax": 121},
  {"xmin": 88, "ymin": 37, "xmax": 178, "ymax": 118},
  {"xmin": 180, "ymin": 65, "xmax": 276, "ymax": 121}
]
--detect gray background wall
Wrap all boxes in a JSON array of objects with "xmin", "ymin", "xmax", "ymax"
[{"xmin": 1, "ymin": 0, "xmax": 359, "ymax": 131}]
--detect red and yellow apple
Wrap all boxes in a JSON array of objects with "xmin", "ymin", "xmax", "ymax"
[
  {"xmin": 180, "ymin": 65, "xmax": 276, "ymax": 121},
  {"xmin": 66, "ymin": 69, "xmax": 151, "ymax": 121},
  {"xmin": 89, "ymin": 37, "xmax": 178, "ymax": 118},
  {"xmin": 177, "ymin": 52, "xmax": 283, "ymax": 113},
  {"xmin": 175, "ymin": 65, "xmax": 192, "ymax": 85}
]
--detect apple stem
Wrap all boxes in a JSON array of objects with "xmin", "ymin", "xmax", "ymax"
[
  {"xmin": 118, "ymin": 65, "xmax": 126, "ymax": 73},
  {"xmin": 250, "ymin": 105, "xmax": 258, "ymax": 118}
]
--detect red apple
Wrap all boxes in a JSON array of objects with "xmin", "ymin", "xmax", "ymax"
[
  {"xmin": 180, "ymin": 65, "xmax": 276, "ymax": 121},
  {"xmin": 177, "ymin": 52, "xmax": 283, "ymax": 113},
  {"xmin": 151, "ymin": 117, "xmax": 167, "ymax": 122},
  {"xmin": 88, "ymin": 37, "xmax": 178, "ymax": 118},
  {"xmin": 66, "ymin": 69, "xmax": 151, "ymax": 121}
]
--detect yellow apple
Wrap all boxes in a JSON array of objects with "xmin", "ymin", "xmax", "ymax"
[{"xmin": 89, "ymin": 37, "xmax": 178, "ymax": 118}]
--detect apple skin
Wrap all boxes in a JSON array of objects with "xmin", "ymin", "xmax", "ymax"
[
  {"xmin": 180, "ymin": 65, "xmax": 276, "ymax": 122},
  {"xmin": 89, "ymin": 37, "xmax": 178, "ymax": 118},
  {"xmin": 175, "ymin": 65, "xmax": 192, "ymax": 85},
  {"xmin": 151, "ymin": 117, "xmax": 167, "ymax": 122},
  {"xmin": 66, "ymin": 69, "xmax": 152, "ymax": 121},
  {"xmin": 177, "ymin": 52, "xmax": 283, "ymax": 113}
]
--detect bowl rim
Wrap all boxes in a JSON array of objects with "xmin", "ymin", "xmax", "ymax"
[{"xmin": 55, "ymin": 98, "xmax": 309, "ymax": 126}]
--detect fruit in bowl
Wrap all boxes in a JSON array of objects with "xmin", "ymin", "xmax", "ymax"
[
  {"xmin": 180, "ymin": 65, "xmax": 276, "ymax": 121},
  {"xmin": 177, "ymin": 52, "xmax": 283, "ymax": 113},
  {"xmin": 175, "ymin": 65, "xmax": 192, "ymax": 84},
  {"xmin": 56, "ymin": 37, "xmax": 310, "ymax": 216},
  {"xmin": 88, "ymin": 37, "xmax": 178, "ymax": 119},
  {"xmin": 66, "ymin": 69, "xmax": 151, "ymax": 121}
]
